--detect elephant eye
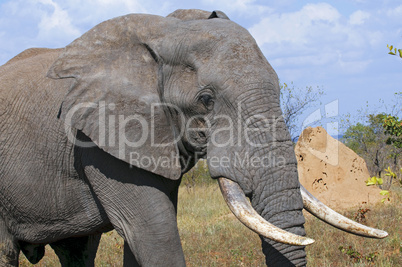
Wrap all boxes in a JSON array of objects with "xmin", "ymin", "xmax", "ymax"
[{"xmin": 199, "ymin": 93, "xmax": 214, "ymax": 110}]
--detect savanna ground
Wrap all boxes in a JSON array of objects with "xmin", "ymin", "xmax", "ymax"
[{"xmin": 20, "ymin": 180, "xmax": 401, "ymax": 266}]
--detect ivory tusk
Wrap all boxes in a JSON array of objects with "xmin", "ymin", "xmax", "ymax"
[
  {"xmin": 300, "ymin": 184, "xmax": 388, "ymax": 239},
  {"xmin": 218, "ymin": 177, "xmax": 315, "ymax": 246}
]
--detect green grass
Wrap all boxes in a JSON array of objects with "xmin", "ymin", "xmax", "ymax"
[{"xmin": 19, "ymin": 184, "xmax": 401, "ymax": 266}]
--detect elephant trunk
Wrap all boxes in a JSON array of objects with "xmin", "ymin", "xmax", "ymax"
[
  {"xmin": 251, "ymin": 148, "xmax": 307, "ymax": 266},
  {"xmin": 207, "ymin": 84, "xmax": 310, "ymax": 265},
  {"xmin": 244, "ymin": 98, "xmax": 307, "ymax": 265}
]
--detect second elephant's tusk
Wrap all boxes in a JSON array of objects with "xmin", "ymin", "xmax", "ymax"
[
  {"xmin": 300, "ymin": 184, "xmax": 388, "ymax": 239},
  {"xmin": 218, "ymin": 177, "xmax": 315, "ymax": 246}
]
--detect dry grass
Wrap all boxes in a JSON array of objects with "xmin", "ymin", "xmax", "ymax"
[
  {"xmin": 19, "ymin": 184, "xmax": 401, "ymax": 266},
  {"xmin": 19, "ymin": 231, "xmax": 124, "ymax": 267},
  {"xmin": 178, "ymin": 183, "xmax": 265, "ymax": 266},
  {"xmin": 305, "ymin": 186, "xmax": 401, "ymax": 267}
]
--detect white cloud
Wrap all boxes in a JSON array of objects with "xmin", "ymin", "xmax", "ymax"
[
  {"xmin": 248, "ymin": 3, "xmax": 382, "ymax": 77},
  {"xmin": 90, "ymin": 0, "xmax": 146, "ymax": 12},
  {"xmin": 338, "ymin": 59, "xmax": 372, "ymax": 74},
  {"xmin": 49, "ymin": 0, "xmax": 152, "ymax": 28},
  {"xmin": 349, "ymin": 10, "xmax": 370, "ymax": 25},
  {"xmin": 302, "ymin": 2, "xmax": 341, "ymax": 22},
  {"xmin": 202, "ymin": 0, "xmax": 273, "ymax": 15},
  {"xmin": 249, "ymin": 3, "xmax": 341, "ymax": 46},
  {"xmin": 385, "ymin": 4, "xmax": 402, "ymax": 19},
  {"xmin": 0, "ymin": 0, "xmax": 154, "ymax": 49},
  {"xmin": 37, "ymin": 0, "xmax": 80, "ymax": 41}
]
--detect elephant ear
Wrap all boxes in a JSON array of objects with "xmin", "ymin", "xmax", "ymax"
[
  {"xmin": 47, "ymin": 15, "xmax": 182, "ymax": 180},
  {"xmin": 167, "ymin": 9, "xmax": 230, "ymax": 20}
]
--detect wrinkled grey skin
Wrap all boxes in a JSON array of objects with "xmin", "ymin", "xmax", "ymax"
[{"xmin": 0, "ymin": 9, "xmax": 306, "ymax": 266}]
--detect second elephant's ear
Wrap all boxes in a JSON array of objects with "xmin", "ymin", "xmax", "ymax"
[{"xmin": 47, "ymin": 15, "xmax": 182, "ymax": 180}]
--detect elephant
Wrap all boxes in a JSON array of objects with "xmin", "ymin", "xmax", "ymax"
[{"xmin": 0, "ymin": 9, "xmax": 388, "ymax": 267}]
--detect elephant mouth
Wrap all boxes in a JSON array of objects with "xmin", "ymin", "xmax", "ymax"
[{"xmin": 218, "ymin": 177, "xmax": 388, "ymax": 246}]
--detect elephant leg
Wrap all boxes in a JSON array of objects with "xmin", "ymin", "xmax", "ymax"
[
  {"xmin": 0, "ymin": 217, "xmax": 19, "ymax": 267},
  {"xmin": 86, "ymin": 167, "xmax": 185, "ymax": 267},
  {"xmin": 80, "ymin": 146, "xmax": 185, "ymax": 266},
  {"xmin": 50, "ymin": 234, "xmax": 101, "ymax": 267},
  {"xmin": 123, "ymin": 241, "xmax": 140, "ymax": 266}
]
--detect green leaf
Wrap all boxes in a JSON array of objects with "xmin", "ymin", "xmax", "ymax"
[
  {"xmin": 376, "ymin": 178, "xmax": 383, "ymax": 184},
  {"xmin": 384, "ymin": 167, "xmax": 396, "ymax": 178},
  {"xmin": 389, "ymin": 45, "xmax": 394, "ymax": 51},
  {"xmin": 380, "ymin": 190, "xmax": 389, "ymax": 196},
  {"xmin": 389, "ymin": 52, "xmax": 396, "ymax": 55},
  {"xmin": 399, "ymin": 49, "xmax": 402, "ymax": 58},
  {"xmin": 366, "ymin": 176, "xmax": 377, "ymax": 186}
]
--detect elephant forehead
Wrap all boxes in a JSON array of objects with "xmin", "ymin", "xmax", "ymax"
[
  {"xmin": 156, "ymin": 18, "xmax": 257, "ymax": 61},
  {"xmin": 184, "ymin": 23, "xmax": 270, "ymax": 72},
  {"xmin": 197, "ymin": 48, "xmax": 276, "ymax": 89},
  {"xmin": 184, "ymin": 18, "xmax": 250, "ymax": 39},
  {"xmin": 194, "ymin": 22, "xmax": 257, "ymax": 56}
]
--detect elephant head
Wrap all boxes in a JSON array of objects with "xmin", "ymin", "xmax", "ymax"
[{"xmin": 47, "ymin": 9, "xmax": 387, "ymax": 266}]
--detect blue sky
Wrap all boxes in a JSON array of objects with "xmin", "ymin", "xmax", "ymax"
[{"xmin": 1, "ymin": 0, "xmax": 401, "ymax": 135}]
